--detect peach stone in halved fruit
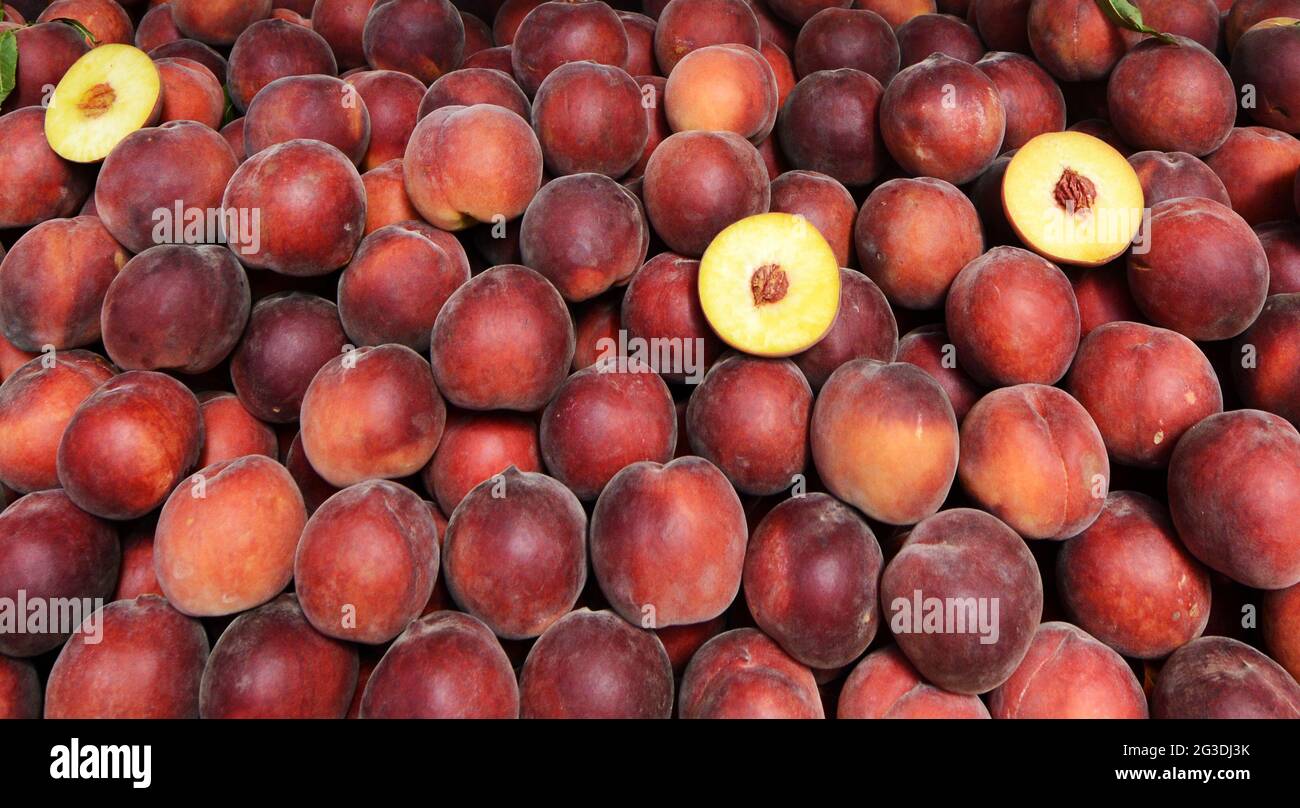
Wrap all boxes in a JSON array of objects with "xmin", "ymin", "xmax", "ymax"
[
  {"xmin": 45, "ymin": 44, "xmax": 163, "ymax": 163},
  {"xmin": 1002, "ymin": 131, "xmax": 1145, "ymax": 267},
  {"xmin": 698, "ymin": 212, "xmax": 841, "ymax": 357}
]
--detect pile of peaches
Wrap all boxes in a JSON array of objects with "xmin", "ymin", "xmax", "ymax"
[{"xmin": 0, "ymin": 0, "xmax": 1299, "ymax": 720}]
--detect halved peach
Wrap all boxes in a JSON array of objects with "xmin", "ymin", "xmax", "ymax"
[
  {"xmin": 698, "ymin": 212, "xmax": 841, "ymax": 357},
  {"xmin": 1002, "ymin": 131, "xmax": 1145, "ymax": 267},
  {"xmin": 45, "ymin": 44, "xmax": 162, "ymax": 163}
]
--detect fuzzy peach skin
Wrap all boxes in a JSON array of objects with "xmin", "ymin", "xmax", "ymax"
[
  {"xmin": 244, "ymin": 75, "xmax": 372, "ymax": 165},
  {"xmin": 200, "ymin": 594, "xmax": 358, "ymax": 719},
  {"xmin": 0, "ymin": 108, "xmax": 92, "ymax": 229},
  {"xmin": 1126, "ymin": 150, "xmax": 1230, "ymax": 207},
  {"xmin": 36, "ymin": 0, "xmax": 134, "ymax": 46},
  {"xmin": 57, "ymin": 371, "xmax": 203, "ymax": 522},
  {"xmin": 855, "ymin": 177, "xmax": 984, "ymax": 310},
  {"xmin": 879, "ymin": 53, "xmax": 1005, "ymax": 184},
  {"xmin": 1167, "ymin": 409, "xmax": 1300, "ymax": 590},
  {"xmin": 880, "ymin": 508, "xmax": 1043, "ymax": 694},
  {"xmin": 974, "ymin": 51, "xmax": 1065, "ymax": 151},
  {"xmin": 154, "ymin": 456, "xmax": 306, "ymax": 617},
  {"xmin": 777, "ymin": 68, "xmax": 888, "ymax": 188},
  {"xmin": 654, "ymin": 0, "xmax": 761, "ymax": 74},
  {"xmin": 1233, "ymin": 294, "xmax": 1300, "ymax": 428},
  {"xmin": 44, "ymin": 595, "xmax": 209, "ymax": 718},
  {"xmin": 421, "ymin": 410, "xmax": 542, "ymax": 514},
  {"xmin": 1151, "ymin": 636, "xmax": 1300, "ymax": 718},
  {"xmin": 642, "ymin": 129, "xmax": 770, "ymax": 256},
  {"xmin": 361, "ymin": 611, "xmax": 519, "ymax": 718},
  {"xmin": 519, "ymin": 173, "xmax": 649, "ymax": 302},
  {"xmin": 294, "ymin": 480, "xmax": 440, "ymax": 644},
  {"xmin": 1065, "ymin": 321, "xmax": 1222, "ymax": 468},
  {"xmin": 894, "ymin": 325, "xmax": 983, "ymax": 421},
  {"xmin": 958, "ymin": 384, "xmax": 1109, "ymax": 540},
  {"xmin": 1205, "ymin": 126, "xmax": 1300, "ymax": 226},
  {"xmin": 171, "ymin": 0, "xmax": 272, "ymax": 46},
  {"xmin": 838, "ymin": 646, "xmax": 991, "ymax": 718},
  {"xmin": 222, "ymin": 139, "xmax": 367, "ymax": 277},
  {"xmin": 363, "ymin": 0, "xmax": 466, "ymax": 84},
  {"xmin": 665, "ymin": 44, "xmax": 778, "ymax": 143},
  {"xmin": 337, "ymin": 225, "xmax": 469, "ymax": 351},
  {"xmin": 1127, "ymin": 197, "xmax": 1269, "ymax": 341},
  {"xmin": 678, "ymin": 627, "xmax": 823, "ymax": 718},
  {"xmin": 987, "ymin": 622, "xmax": 1149, "ymax": 718},
  {"xmin": 532, "ymin": 61, "xmax": 649, "ymax": 178},
  {"xmin": 945, "ymin": 246, "xmax": 1081, "ymax": 387},
  {"xmin": 299, "ymin": 344, "xmax": 446, "ymax": 488},
  {"xmin": 227, "ymin": 18, "xmax": 339, "ymax": 113},
  {"xmin": 100, "ymin": 245, "xmax": 251, "ymax": 375},
  {"xmin": 620, "ymin": 252, "xmax": 726, "ymax": 381},
  {"xmin": 811, "ymin": 359, "xmax": 959, "ymax": 525},
  {"xmin": 0, "ymin": 655, "xmax": 40, "ymax": 719},
  {"xmin": 1057, "ymin": 491, "xmax": 1211, "ymax": 659},
  {"xmin": 0, "ymin": 216, "xmax": 129, "ymax": 352},
  {"xmin": 743, "ymin": 493, "xmax": 884, "ymax": 668},
  {"xmin": 419, "ymin": 67, "xmax": 532, "ymax": 119},
  {"xmin": 520, "ymin": 609, "xmax": 673, "ymax": 718},
  {"xmin": 686, "ymin": 354, "xmax": 812, "ymax": 496},
  {"xmin": 94, "ymin": 120, "xmax": 240, "ymax": 254},
  {"xmin": 0, "ymin": 23, "xmax": 88, "ymax": 114},
  {"xmin": 429, "ymin": 265, "xmax": 575, "ymax": 411},
  {"xmin": 154, "ymin": 56, "xmax": 225, "ymax": 130},
  {"xmin": 345, "ymin": 70, "xmax": 425, "ymax": 170},
  {"xmin": 194, "ymin": 392, "xmax": 277, "ymax": 468},
  {"xmin": 540, "ymin": 358, "xmax": 678, "ymax": 500},
  {"xmin": 794, "ymin": 8, "xmax": 899, "ymax": 81},
  {"xmin": 1263, "ymin": 583, "xmax": 1300, "ymax": 681},
  {"xmin": 0, "ymin": 489, "xmax": 119, "ymax": 657},
  {"xmin": 442, "ymin": 467, "xmax": 587, "ymax": 639},
  {"xmin": 590, "ymin": 457, "xmax": 747, "ymax": 628},
  {"xmin": 511, "ymin": 0, "xmax": 628, "ymax": 95},
  {"xmin": 314, "ymin": 0, "xmax": 380, "ymax": 70},
  {"xmin": 1107, "ymin": 36, "xmax": 1235, "ymax": 157},
  {"xmin": 792, "ymin": 269, "xmax": 898, "ymax": 390},
  {"xmin": 769, "ymin": 170, "xmax": 857, "ymax": 266},
  {"xmin": 230, "ymin": 293, "xmax": 349, "ymax": 424},
  {"xmin": 404, "ymin": 104, "xmax": 543, "ymax": 231},
  {"xmin": 0, "ymin": 351, "xmax": 115, "ymax": 494}
]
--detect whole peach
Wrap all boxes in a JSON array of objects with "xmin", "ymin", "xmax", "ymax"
[
  {"xmin": 743, "ymin": 493, "xmax": 883, "ymax": 668},
  {"xmin": 299, "ymin": 344, "xmax": 446, "ymax": 488},
  {"xmin": 361, "ymin": 611, "xmax": 519, "ymax": 718},
  {"xmin": 57, "ymin": 371, "xmax": 203, "ymax": 521},
  {"xmin": 443, "ymin": 467, "xmax": 587, "ymax": 638},
  {"xmin": 1058, "ymin": 491, "xmax": 1211, "ymax": 658},
  {"xmin": 590, "ymin": 457, "xmax": 747, "ymax": 627},
  {"xmin": 429, "ymin": 264, "xmax": 574, "ymax": 410},
  {"xmin": 520, "ymin": 609, "xmax": 674, "ymax": 718},
  {"xmin": 1168, "ymin": 409, "xmax": 1300, "ymax": 589},
  {"xmin": 294, "ymin": 480, "xmax": 440, "ymax": 644},
  {"xmin": 155, "ymin": 456, "xmax": 307, "ymax": 617},
  {"xmin": 959, "ymin": 384, "xmax": 1109, "ymax": 540},
  {"xmin": 200, "ymin": 594, "xmax": 358, "ymax": 718}
]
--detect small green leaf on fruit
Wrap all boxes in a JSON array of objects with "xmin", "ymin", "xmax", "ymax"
[
  {"xmin": 1094, "ymin": 0, "xmax": 1180, "ymax": 45},
  {"xmin": 54, "ymin": 18, "xmax": 99, "ymax": 47},
  {"xmin": 0, "ymin": 30, "xmax": 17, "ymax": 108}
]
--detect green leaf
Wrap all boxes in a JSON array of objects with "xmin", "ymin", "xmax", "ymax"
[
  {"xmin": 222, "ymin": 84, "xmax": 236, "ymax": 127},
  {"xmin": 53, "ymin": 17, "xmax": 98, "ymax": 48},
  {"xmin": 1094, "ymin": 0, "xmax": 1180, "ymax": 45},
  {"xmin": 0, "ymin": 30, "xmax": 17, "ymax": 109}
]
